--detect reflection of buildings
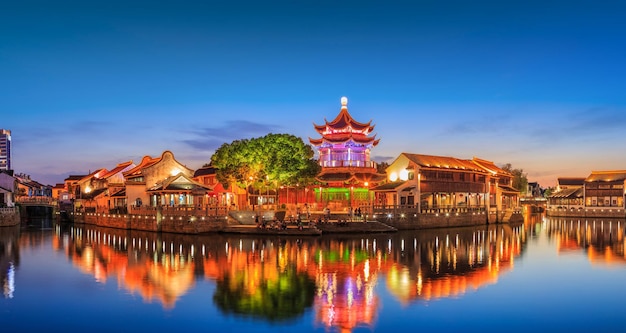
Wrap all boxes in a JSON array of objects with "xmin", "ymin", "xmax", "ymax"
[
  {"xmin": 54, "ymin": 225, "xmax": 197, "ymax": 309},
  {"xmin": 54, "ymin": 223, "xmax": 526, "ymax": 331},
  {"xmin": 382, "ymin": 225, "xmax": 524, "ymax": 304},
  {"xmin": 0, "ymin": 225, "xmax": 19, "ymax": 298},
  {"xmin": 545, "ymin": 217, "xmax": 626, "ymax": 266}
]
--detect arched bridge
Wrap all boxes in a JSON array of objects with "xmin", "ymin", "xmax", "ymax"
[{"xmin": 520, "ymin": 197, "xmax": 547, "ymax": 213}]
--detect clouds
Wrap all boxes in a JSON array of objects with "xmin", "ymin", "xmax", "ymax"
[{"xmin": 182, "ymin": 120, "xmax": 283, "ymax": 152}]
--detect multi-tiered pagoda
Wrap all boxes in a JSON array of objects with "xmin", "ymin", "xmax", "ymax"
[{"xmin": 309, "ymin": 97, "xmax": 385, "ymax": 209}]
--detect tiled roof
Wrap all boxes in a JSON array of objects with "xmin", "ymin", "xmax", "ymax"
[
  {"xmin": 65, "ymin": 174, "xmax": 86, "ymax": 181},
  {"xmin": 402, "ymin": 153, "xmax": 486, "ymax": 172},
  {"xmin": 317, "ymin": 172, "xmax": 352, "ymax": 182},
  {"xmin": 309, "ymin": 133, "xmax": 380, "ymax": 147},
  {"xmin": 471, "ymin": 157, "xmax": 512, "ymax": 176},
  {"xmin": 312, "ymin": 106, "xmax": 375, "ymax": 133},
  {"xmin": 100, "ymin": 161, "xmax": 133, "ymax": 179},
  {"xmin": 82, "ymin": 187, "xmax": 107, "ymax": 200},
  {"xmin": 316, "ymin": 171, "xmax": 385, "ymax": 183},
  {"xmin": 585, "ymin": 171, "xmax": 626, "ymax": 182},
  {"xmin": 557, "ymin": 177, "xmax": 586, "ymax": 186},
  {"xmin": 193, "ymin": 166, "xmax": 216, "ymax": 177},
  {"xmin": 148, "ymin": 173, "xmax": 212, "ymax": 192},
  {"xmin": 371, "ymin": 181, "xmax": 407, "ymax": 191},
  {"xmin": 123, "ymin": 155, "xmax": 159, "ymax": 178},
  {"xmin": 550, "ymin": 187, "xmax": 583, "ymax": 199},
  {"xmin": 498, "ymin": 185, "xmax": 520, "ymax": 193},
  {"xmin": 110, "ymin": 189, "xmax": 126, "ymax": 197}
]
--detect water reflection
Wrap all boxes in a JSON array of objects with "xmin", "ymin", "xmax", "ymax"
[
  {"xmin": 46, "ymin": 222, "xmax": 531, "ymax": 331},
  {"xmin": 0, "ymin": 226, "xmax": 20, "ymax": 299},
  {"xmin": 544, "ymin": 217, "xmax": 626, "ymax": 266}
]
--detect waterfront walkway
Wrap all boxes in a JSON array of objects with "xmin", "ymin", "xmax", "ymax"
[{"xmin": 221, "ymin": 220, "xmax": 397, "ymax": 235}]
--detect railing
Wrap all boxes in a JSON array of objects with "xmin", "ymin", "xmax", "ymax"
[
  {"xmin": 319, "ymin": 160, "xmax": 377, "ymax": 168},
  {"xmin": 372, "ymin": 204, "xmax": 487, "ymax": 217},
  {"xmin": 17, "ymin": 196, "xmax": 54, "ymax": 205},
  {"xmin": 129, "ymin": 205, "xmax": 230, "ymax": 217},
  {"xmin": 0, "ymin": 207, "xmax": 17, "ymax": 215}
]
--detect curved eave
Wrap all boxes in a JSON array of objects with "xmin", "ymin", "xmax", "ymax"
[
  {"xmin": 309, "ymin": 133, "xmax": 379, "ymax": 146},
  {"xmin": 315, "ymin": 108, "xmax": 374, "ymax": 131},
  {"xmin": 309, "ymin": 137, "xmax": 324, "ymax": 146},
  {"xmin": 329, "ymin": 108, "xmax": 373, "ymax": 128}
]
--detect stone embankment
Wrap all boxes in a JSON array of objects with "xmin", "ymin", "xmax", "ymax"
[{"xmin": 0, "ymin": 207, "xmax": 20, "ymax": 227}]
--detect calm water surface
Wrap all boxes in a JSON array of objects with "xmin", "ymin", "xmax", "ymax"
[{"xmin": 2, "ymin": 215, "xmax": 626, "ymax": 332}]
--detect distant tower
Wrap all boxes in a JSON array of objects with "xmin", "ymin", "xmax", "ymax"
[
  {"xmin": 309, "ymin": 97, "xmax": 384, "ymax": 207},
  {"xmin": 0, "ymin": 129, "xmax": 11, "ymax": 170}
]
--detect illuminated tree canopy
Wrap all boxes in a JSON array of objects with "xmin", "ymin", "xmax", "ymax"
[
  {"xmin": 213, "ymin": 268, "xmax": 316, "ymax": 322},
  {"xmin": 210, "ymin": 133, "xmax": 320, "ymax": 192}
]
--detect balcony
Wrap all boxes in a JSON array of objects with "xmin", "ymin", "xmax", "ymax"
[{"xmin": 319, "ymin": 160, "xmax": 377, "ymax": 169}]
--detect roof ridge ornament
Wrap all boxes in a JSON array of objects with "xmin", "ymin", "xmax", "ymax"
[{"xmin": 340, "ymin": 96, "xmax": 348, "ymax": 109}]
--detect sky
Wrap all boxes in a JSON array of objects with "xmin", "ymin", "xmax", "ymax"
[{"xmin": 2, "ymin": 0, "xmax": 626, "ymax": 187}]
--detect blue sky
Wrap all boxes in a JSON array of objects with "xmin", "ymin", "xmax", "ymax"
[{"xmin": 2, "ymin": 0, "xmax": 625, "ymax": 187}]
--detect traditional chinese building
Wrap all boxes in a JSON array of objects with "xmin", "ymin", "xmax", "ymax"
[
  {"xmin": 547, "ymin": 172, "xmax": 626, "ymax": 218},
  {"xmin": 372, "ymin": 153, "xmax": 521, "ymax": 224},
  {"xmin": 309, "ymin": 97, "xmax": 385, "ymax": 210}
]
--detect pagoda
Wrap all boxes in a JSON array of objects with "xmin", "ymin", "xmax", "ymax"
[{"xmin": 309, "ymin": 97, "xmax": 385, "ymax": 208}]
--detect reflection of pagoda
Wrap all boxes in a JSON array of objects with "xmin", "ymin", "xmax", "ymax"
[{"xmin": 309, "ymin": 97, "xmax": 385, "ymax": 208}]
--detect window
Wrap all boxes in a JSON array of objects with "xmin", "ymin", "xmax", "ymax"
[{"xmin": 438, "ymin": 172, "xmax": 453, "ymax": 180}]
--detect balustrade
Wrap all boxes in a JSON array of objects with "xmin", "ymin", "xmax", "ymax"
[{"xmin": 319, "ymin": 160, "xmax": 377, "ymax": 168}]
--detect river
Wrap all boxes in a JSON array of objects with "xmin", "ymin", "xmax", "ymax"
[{"xmin": 1, "ymin": 214, "xmax": 625, "ymax": 332}]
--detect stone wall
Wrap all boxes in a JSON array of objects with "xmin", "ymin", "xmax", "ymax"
[
  {"xmin": 547, "ymin": 207, "xmax": 626, "ymax": 219},
  {"xmin": 81, "ymin": 212, "xmax": 225, "ymax": 233},
  {"xmin": 374, "ymin": 210, "xmax": 522, "ymax": 230},
  {"xmin": 0, "ymin": 207, "xmax": 20, "ymax": 226}
]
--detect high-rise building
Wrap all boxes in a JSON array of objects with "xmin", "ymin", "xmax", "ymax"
[{"xmin": 0, "ymin": 129, "xmax": 11, "ymax": 171}]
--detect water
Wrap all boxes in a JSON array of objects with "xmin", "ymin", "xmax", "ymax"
[{"xmin": 1, "ymin": 215, "xmax": 626, "ymax": 332}]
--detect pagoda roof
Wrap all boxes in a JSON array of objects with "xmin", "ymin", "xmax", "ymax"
[
  {"xmin": 309, "ymin": 133, "xmax": 380, "ymax": 147},
  {"xmin": 316, "ymin": 170, "xmax": 385, "ymax": 184},
  {"xmin": 312, "ymin": 97, "xmax": 375, "ymax": 133}
]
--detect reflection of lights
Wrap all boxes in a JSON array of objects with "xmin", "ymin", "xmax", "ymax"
[{"xmin": 4, "ymin": 263, "xmax": 15, "ymax": 298}]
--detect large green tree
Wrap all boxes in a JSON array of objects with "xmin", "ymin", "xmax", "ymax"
[
  {"xmin": 500, "ymin": 163, "xmax": 528, "ymax": 194},
  {"xmin": 210, "ymin": 133, "xmax": 320, "ymax": 203}
]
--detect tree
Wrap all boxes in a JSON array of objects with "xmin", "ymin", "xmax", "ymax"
[
  {"xmin": 500, "ymin": 163, "xmax": 528, "ymax": 194},
  {"xmin": 543, "ymin": 186, "xmax": 556, "ymax": 198},
  {"xmin": 210, "ymin": 133, "xmax": 320, "ymax": 207},
  {"xmin": 376, "ymin": 161, "xmax": 390, "ymax": 174}
]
